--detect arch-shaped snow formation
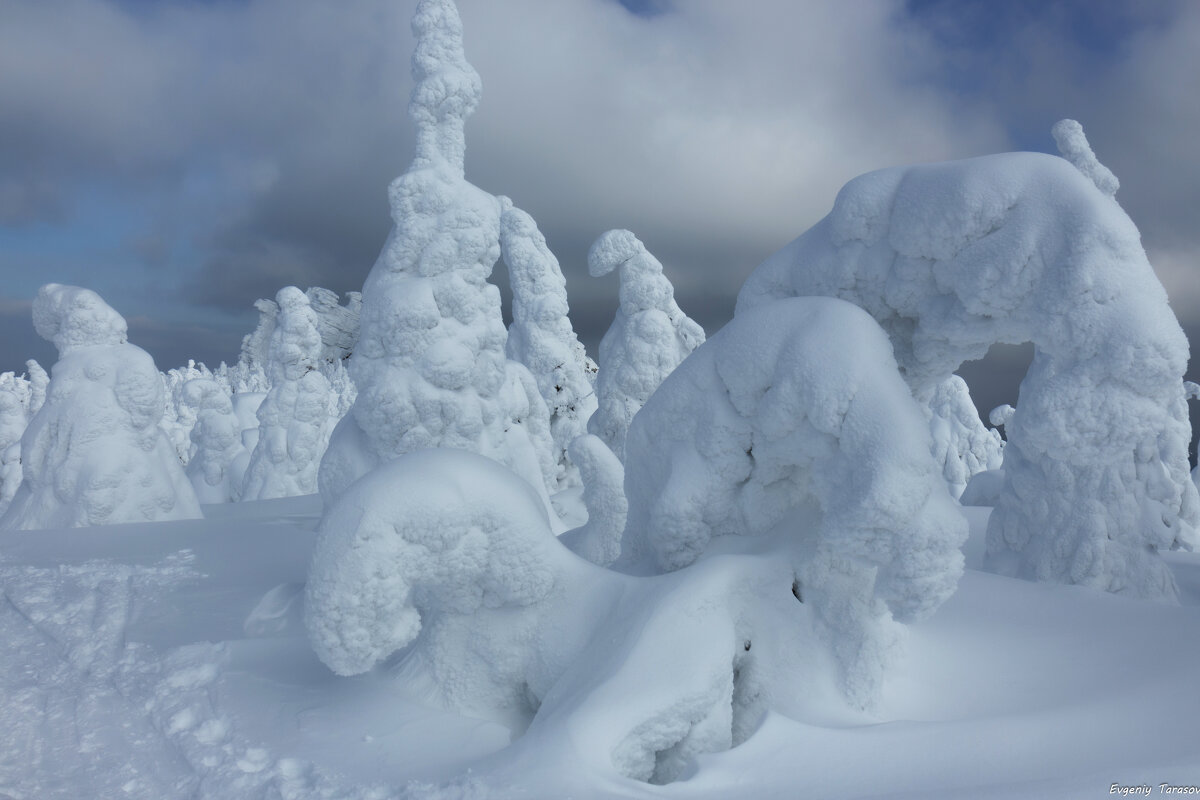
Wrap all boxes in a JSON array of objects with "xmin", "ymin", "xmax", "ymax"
[
  {"xmin": 737, "ymin": 149, "xmax": 1198, "ymax": 600},
  {"xmin": 620, "ymin": 296, "xmax": 967, "ymax": 706}
]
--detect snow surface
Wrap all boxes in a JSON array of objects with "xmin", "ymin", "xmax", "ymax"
[
  {"xmin": 0, "ymin": 285, "xmax": 200, "ymax": 529},
  {"xmin": 738, "ymin": 138, "xmax": 1198, "ymax": 601},
  {"xmin": 5, "ymin": 496, "xmax": 1200, "ymax": 798}
]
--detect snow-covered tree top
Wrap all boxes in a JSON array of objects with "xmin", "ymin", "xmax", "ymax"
[
  {"xmin": 1052, "ymin": 118, "xmax": 1119, "ymax": 197},
  {"xmin": 409, "ymin": 0, "xmax": 481, "ymax": 178},
  {"xmin": 33, "ymin": 283, "xmax": 128, "ymax": 354}
]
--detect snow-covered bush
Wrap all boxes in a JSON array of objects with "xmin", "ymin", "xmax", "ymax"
[
  {"xmin": 318, "ymin": 0, "xmax": 555, "ymax": 508},
  {"xmin": 737, "ymin": 122, "xmax": 1198, "ymax": 601},
  {"xmin": 305, "ymin": 449, "xmax": 792, "ymax": 785},
  {"xmin": 0, "ymin": 284, "xmax": 200, "ymax": 529},
  {"xmin": 500, "ymin": 197, "xmax": 598, "ymax": 487},
  {"xmin": 927, "ymin": 375, "xmax": 1004, "ymax": 499},
  {"xmin": 587, "ymin": 228, "xmax": 704, "ymax": 460},
  {"xmin": 241, "ymin": 287, "xmax": 336, "ymax": 500},
  {"xmin": 184, "ymin": 378, "xmax": 250, "ymax": 504},
  {"xmin": 620, "ymin": 297, "xmax": 967, "ymax": 706}
]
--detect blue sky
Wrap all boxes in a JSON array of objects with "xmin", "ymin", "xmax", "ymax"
[{"xmin": 1, "ymin": 0, "xmax": 1198, "ymax": 422}]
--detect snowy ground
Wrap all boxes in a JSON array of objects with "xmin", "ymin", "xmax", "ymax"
[{"xmin": 3, "ymin": 498, "xmax": 1198, "ymax": 799}]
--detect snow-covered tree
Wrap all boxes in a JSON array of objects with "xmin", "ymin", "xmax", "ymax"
[
  {"xmin": 0, "ymin": 284, "xmax": 200, "ymax": 529},
  {"xmin": 184, "ymin": 378, "xmax": 250, "ymax": 504},
  {"xmin": 586, "ymin": 228, "xmax": 705, "ymax": 461},
  {"xmin": 737, "ymin": 121, "xmax": 1197, "ymax": 601},
  {"xmin": 305, "ymin": 287, "xmax": 361, "ymax": 366},
  {"xmin": 229, "ymin": 298, "xmax": 277, "ymax": 394},
  {"xmin": 161, "ymin": 359, "xmax": 218, "ymax": 465},
  {"xmin": 620, "ymin": 297, "xmax": 967, "ymax": 706},
  {"xmin": 318, "ymin": 0, "xmax": 555, "ymax": 509},
  {"xmin": 927, "ymin": 375, "xmax": 1004, "ymax": 499},
  {"xmin": 499, "ymin": 197, "xmax": 598, "ymax": 487},
  {"xmin": 241, "ymin": 286, "xmax": 336, "ymax": 501},
  {"xmin": 0, "ymin": 361, "xmax": 49, "ymax": 513}
]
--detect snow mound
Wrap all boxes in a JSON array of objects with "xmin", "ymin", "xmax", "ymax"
[
  {"xmin": 621, "ymin": 296, "xmax": 966, "ymax": 706},
  {"xmin": 305, "ymin": 449, "xmax": 560, "ymax": 678},
  {"xmin": 557, "ymin": 434, "xmax": 626, "ymax": 566},
  {"xmin": 305, "ymin": 449, "xmax": 815, "ymax": 785},
  {"xmin": 738, "ymin": 146, "xmax": 1198, "ymax": 601},
  {"xmin": 587, "ymin": 229, "xmax": 705, "ymax": 460},
  {"xmin": 1, "ymin": 285, "xmax": 201, "ymax": 529}
]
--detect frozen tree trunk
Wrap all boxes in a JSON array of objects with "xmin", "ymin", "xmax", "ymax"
[
  {"xmin": 587, "ymin": 229, "xmax": 704, "ymax": 461},
  {"xmin": 737, "ymin": 122, "xmax": 1197, "ymax": 601}
]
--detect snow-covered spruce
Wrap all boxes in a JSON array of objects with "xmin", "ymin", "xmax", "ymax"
[
  {"xmin": 737, "ymin": 128, "xmax": 1198, "ymax": 601},
  {"xmin": 619, "ymin": 297, "xmax": 967, "ymax": 707},
  {"xmin": 499, "ymin": 197, "xmax": 598, "ymax": 487},
  {"xmin": 241, "ymin": 287, "xmax": 336, "ymax": 501},
  {"xmin": 184, "ymin": 378, "xmax": 250, "ymax": 504},
  {"xmin": 0, "ymin": 284, "xmax": 201, "ymax": 529},
  {"xmin": 586, "ymin": 228, "xmax": 705, "ymax": 461},
  {"xmin": 318, "ymin": 0, "xmax": 555, "ymax": 509},
  {"xmin": 927, "ymin": 375, "xmax": 1004, "ymax": 499},
  {"xmin": 305, "ymin": 448, "xmax": 793, "ymax": 785}
]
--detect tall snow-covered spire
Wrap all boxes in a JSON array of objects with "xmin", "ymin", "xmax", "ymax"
[{"xmin": 409, "ymin": 0, "xmax": 481, "ymax": 178}]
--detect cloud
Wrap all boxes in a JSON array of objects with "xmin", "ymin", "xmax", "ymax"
[{"xmin": 0, "ymin": 0, "xmax": 1196, "ymax": 376}]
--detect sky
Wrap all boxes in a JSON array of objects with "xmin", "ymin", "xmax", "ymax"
[{"xmin": 1, "ymin": 0, "xmax": 1199, "ymax": 426}]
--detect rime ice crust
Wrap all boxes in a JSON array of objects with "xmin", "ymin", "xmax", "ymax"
[
  {"xmin": 927, "ymin": 375, "xmax": 1004, "ymax": 499},
  {"xmin": 738, "ymin": 148, "xmax": 1198, "ymax": 601},
  {"xmin": 0, "ymin": 285, "xmax": 201, "ymax": 529},
  {"xmin": 318, "ymin": 0, "xmax": 555, "ymax": 506},
  {"xmin": 587, "ymin": 229, "xmax": 705, "ymax": 460},
  {"xmin": 500, "ymin": 198, "xmax": 598, "ymax": 486},
  {"xmin": 241, "ymin": 287, "xmax": 336, "ymax": 501},
  {"xmin": 620, "ymin": 297, "xmax": 967, "ymax": 706}
]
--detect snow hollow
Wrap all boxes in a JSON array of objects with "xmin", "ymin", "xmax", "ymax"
[{"xmin": 2, "ymin": 1, "xmax": 1199, "ymax": 798}]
